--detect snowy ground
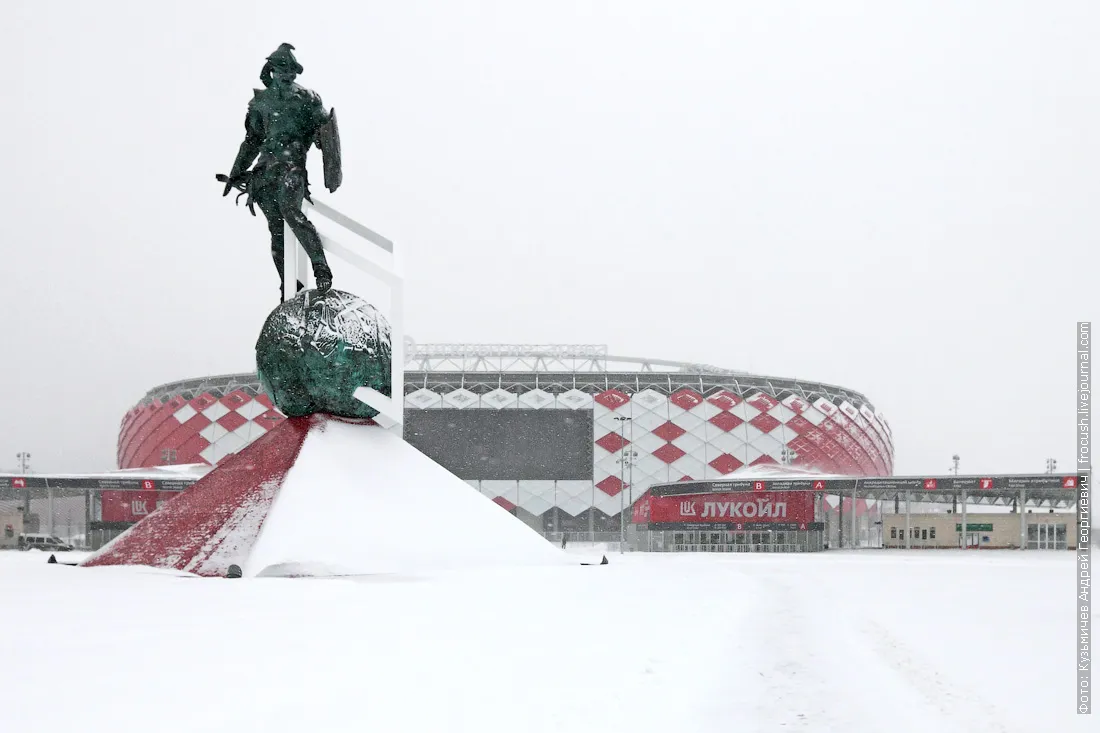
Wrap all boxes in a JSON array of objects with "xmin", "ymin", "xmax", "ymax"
[{"xmin": 0, "ymin": 548, "xmax": 1088, "ymax": 732}]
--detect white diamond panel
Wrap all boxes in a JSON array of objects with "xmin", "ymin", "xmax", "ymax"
[
  {"xmin": 559, "ymin": 389, "xmax": 594, "ymax": 409},
  {"xmin": 173, "ymin": 404, "xmax": 197, "ymax": 423},
  {"xmin": 235, "ymin": 400, "xmax": 269, "ymax": 420},
  {"xmin": 201, "ymin": 402, "xmax": 230, "ymax": 421},
  {"xmin": 442, "ymin": 388, "xmax": 479, "ymax": 409},
  {"xmin": 482, "ymin": 388, "xmax": 518, "ymax": 409},
  {"xmin": 405, "ymin": 388, "xmax": 442, "ymax": 408},
  {"xmin": 631, "ymin": 410, "xmax": 668, "ymax": 433},
  {"xmin": 519, "ymin": 389, "xmax": 554, "ymax": 409},
  {"xmin": 481, "ymin": 480, "xmax": 517, "ymax": 499}
]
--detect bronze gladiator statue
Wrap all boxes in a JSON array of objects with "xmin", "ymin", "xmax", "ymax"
[{"xmin": 217, "ymin": 43, "xmax": 342, "ymax": 301}]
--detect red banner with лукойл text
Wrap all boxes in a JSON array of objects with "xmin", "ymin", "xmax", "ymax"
[
  {"xmin": 99, "ymin": 490, "xmax": 181, "ymax": 523},
  {"xmin": 640, "ymin": 490, "xmax": 818, "ymax": 530}
]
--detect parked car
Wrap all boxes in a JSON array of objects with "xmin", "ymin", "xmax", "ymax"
[{"xmin": 18, "ymin": 534, "xmax": 75, "ymax": 552}]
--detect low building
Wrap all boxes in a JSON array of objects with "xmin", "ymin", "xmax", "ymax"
[{"xmin": 882, "ymin": 511, "xmax": 1076, "ymax": 550}]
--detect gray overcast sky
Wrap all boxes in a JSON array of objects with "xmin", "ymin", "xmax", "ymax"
[{"xmin": 0, "ymin": 1, "xmax": 1094, "ymax": 475}]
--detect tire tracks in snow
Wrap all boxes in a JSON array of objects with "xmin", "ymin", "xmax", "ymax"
[
  {"xmin": 724, "ymin": 563, "xmax": 1023, "ymax": 733},
  {"xmin": 860, "ymin": 619, "xmax": 1017, "ymax": 733},
  {"xmin": 715, "ymin": 567, "xmax": 867, "ymax": 731}
]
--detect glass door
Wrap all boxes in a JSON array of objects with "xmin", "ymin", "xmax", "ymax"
[
  {"xmin": 1036, "ymin": 524, "xmax": 1067, "ymax": 550},
  {"xmin": 1030, "ymin": 524, "xmax": 1068, "ymax": 550}
]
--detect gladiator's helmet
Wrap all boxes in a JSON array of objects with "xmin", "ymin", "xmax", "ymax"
[{"xmin": 261, "ymin": 43, "xmax": 304, "ymax": 87}]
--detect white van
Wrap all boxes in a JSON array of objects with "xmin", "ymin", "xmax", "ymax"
[{"xmin": 19, "ymin": 534, "xmax": 74, "ymax": 552}]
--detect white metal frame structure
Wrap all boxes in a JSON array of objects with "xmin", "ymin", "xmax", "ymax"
[
  {"xmin": 403, "ymin": 343, "xmax": 747, "ymax": 376},
  {"xmin": 283, "ymin": 198, "xmax": 404, "ymax": 426}
]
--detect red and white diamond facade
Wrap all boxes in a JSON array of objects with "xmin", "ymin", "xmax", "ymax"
[{"xmin": 118, "ymin": 347, "xmax": 893, "ymax": 528}]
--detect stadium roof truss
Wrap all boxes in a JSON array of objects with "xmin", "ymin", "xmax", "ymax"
[{"xmin": 134, "ymin": 345, "xmax": 875, "ymax": 410}]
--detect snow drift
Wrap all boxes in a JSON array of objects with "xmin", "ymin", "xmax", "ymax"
[{"xmin": 82, "ymin": 415, "xmax": 570, "ymax": 576}]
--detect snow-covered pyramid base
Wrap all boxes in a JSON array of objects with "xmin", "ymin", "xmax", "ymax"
[{"xmin": 82, "ymin": 415, "xmax": 572, "ymax": 577}]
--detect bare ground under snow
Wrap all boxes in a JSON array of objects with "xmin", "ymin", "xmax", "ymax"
[{"xmin": 0, "ymin": 549, "xmax": 1087, "ymax": 732}]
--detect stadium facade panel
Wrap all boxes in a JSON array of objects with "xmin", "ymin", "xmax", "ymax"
[{"xmin": 118, "ymin": 349, "xmax": 894, "ymax": 528}]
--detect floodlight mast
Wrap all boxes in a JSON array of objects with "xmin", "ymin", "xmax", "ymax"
[{"xmin": 283, "ymin": 199, "xmax": 404, "ymax": 426}]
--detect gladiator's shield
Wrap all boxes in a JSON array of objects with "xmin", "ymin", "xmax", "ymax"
[{"xmin": 316, "ymin": 108, "xmax": 342, "ymax": 193}]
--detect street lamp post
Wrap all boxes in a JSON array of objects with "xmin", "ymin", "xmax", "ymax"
[
  {"xmin": 16, "ymin": 452, "xmax": 31, "ymax": 531},
  {"xmin": 616, "ymin": 448, "xmax": 639, "ymax": 552},
  {"xmin": 614, "ymin": 416, "xmax": 632, "ymax": 554},
  {"xmin": 951, "ymin": 454, "xmax": 960, "ymax": 513}
]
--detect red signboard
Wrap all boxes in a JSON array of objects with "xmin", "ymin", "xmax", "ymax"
[
  {"xmin": 12, "ymin": 478, "xmax": 25, "ymax": 488},
  {"xmin": 647, "ymin": 491, "xmax": 815, "ymax": 524},
  {"xmin": 100, "ymin": 491, "xmax": 179, "ymax": 523}
]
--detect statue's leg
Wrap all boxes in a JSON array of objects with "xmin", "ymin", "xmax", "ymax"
[
  {"xmin": 277, "ymin": 167, "xmax": 333, "ymax": 291},
  {"xmin": 256, "ymin": 197, "xmax": 285, "ymax": 291}
]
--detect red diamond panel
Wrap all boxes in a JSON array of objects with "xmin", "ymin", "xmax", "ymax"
[
  {"xmin": 784, "ymin": 396, "xmax": 810, "ymax": 414},
  {"xmin": 746, "ymin": 392, "xmax": 779, "ymax": 411},
  {"xmin": 707, "ymin": 390, "xmax": 743, "ymax": 411},
  {"xmin": 216, "ymin": 410, "xmax": 248, "ymax": 432},
  {"xmin": 255, "ymin": 393, "xmax": 274, "ymax": 409},
  {"xmin": 678, "ymin": 475, "xmax": 695, "ymax": 482},
  {"xmin": 182, "ymin": 412, "xmax": 213, "ymax": 432},
  {"xmin": 669, "ymin": 389, "xmax": 703, "ymax": 410},
  {"xmin": 174, "ymin": 433, "xmax": 211, "ymax": 465},
  {"xmin": 189, "ymin": 392, "xmax": 217, "ymax": 412},
  {"xmin": 804, "ymin": 428, "xmax": 825, "ymax": 446},
  {"xmin": 119, "ymin": 405, "xmax": 161, "ymax": 468},
  {"xmin": 751, "ymin": 454, "xmax": 779, "ymax": 467},
  {"xmin": 596, "ymin": 475, "xmax": 624, "ymax": 497},
  {"xmin": 652, "ymin": 443, "xmax": 686, "ymax": 464},
  {"xmin": 220, "ymin": 390, "xmax": 251, "ymax": 409},
  {"xmin": 651, "ymin": 421, "xmax": 686, "ymax": 442},
  {"xmin": 784, "ymin": 415, "xmax": 815, "ymax": 434},
  {"xmin": 123, "ymin": 402, "xmax": 163, "ymax": 443},
  {"xmin": 595, "ymin": 432, "xmax": 630, "ymax": 452},
  {"xmin": 132, "ymin": 411, "xmax": 188, "ymax": 469},
  {"xmin": 749, "ymin": 413, "xmax": 782, "ymax": 433},
  {"xmin": 708, "ymin": 453, "xmax": 744, "ymax": 475},
  {"xmin": 594, "ymin": 389, "xmax": 630, "ymax": 410},
  {"xmin": 255, "ymin": 409, "xmax": 285, "ymax": 426},
  {"xmin": 709, "ymin": 411, "xmax": 744, "ymax": 432},
  {"xmin": 493, "ymin": 496, "xmax": 516, "ymax": 511}
]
